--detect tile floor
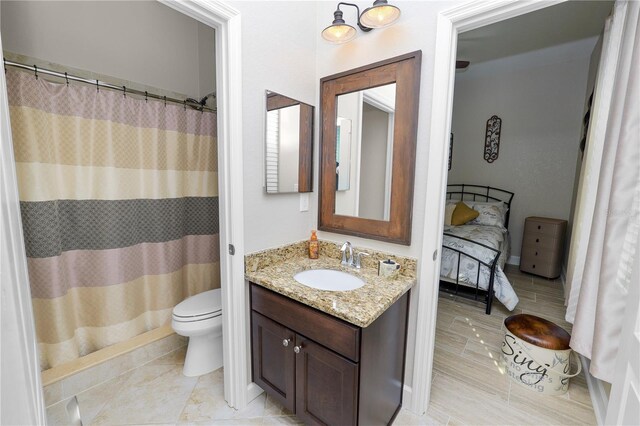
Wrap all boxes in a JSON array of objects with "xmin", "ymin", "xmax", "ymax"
[
  {"xmin": 47, "ymin": 265, "xmax": 596, "ymax": 425},
  {"xmin": 46, "ymin": 347, "xmax": 302, "ymax": 425}
]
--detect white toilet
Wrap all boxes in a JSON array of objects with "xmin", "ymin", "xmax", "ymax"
[{"xmin": 172, "ymin": 288, "xmax": 223, "ymax": 377}]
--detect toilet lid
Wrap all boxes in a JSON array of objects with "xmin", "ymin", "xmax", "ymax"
[{"xmin": 173, "ymin": 289, "xmax": 222, "ymax": 318}]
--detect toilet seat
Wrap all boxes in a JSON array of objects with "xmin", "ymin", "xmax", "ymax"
[
  {"xmin": 172, "ymin": 289, "xmax": 222, "ymax": 322},
  {"xmin": 172, "ymin": 311, "xmax": 221, "ymax": 323}
]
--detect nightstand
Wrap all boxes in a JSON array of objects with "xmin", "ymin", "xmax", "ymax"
[{"xmin": 520, "ymin": 217, "xmax": 567, "ymax": 279}]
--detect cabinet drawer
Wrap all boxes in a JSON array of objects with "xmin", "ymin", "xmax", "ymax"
[
  {"xmin": 520, "ymin": 246, "xmax": 557, "ymax": 264},
  {"xmin": 522, "ymin": 234, "xmax": 562, "ymax": 251},
  {"xmin": 251, "ymin": 284, "xmax": 361, "ymax": 362},
  {"xmin": 520, "ymin": 259, "xmax": 560, "ymax": 279},
  {"xmin": 524, "ymin": 220, "xmax": 564, "ymax": 237}
]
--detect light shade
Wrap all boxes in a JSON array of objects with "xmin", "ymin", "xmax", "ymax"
[
  {"xmin": 322, "ymin": 10, "xmax": 357, "ymax": 44},
  {"xmin": 360, "ymin": 0, "xmax": 401, "ymax": 29}
]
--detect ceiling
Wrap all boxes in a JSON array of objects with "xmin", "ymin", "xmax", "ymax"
[{"xmin": 457, "ymin": 1, "xmax": 614, "ymax": 65}]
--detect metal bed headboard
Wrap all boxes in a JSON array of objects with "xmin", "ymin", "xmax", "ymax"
[{"xmin": 446, "ymin": 184, "xmax": 515, "ymax": 229}]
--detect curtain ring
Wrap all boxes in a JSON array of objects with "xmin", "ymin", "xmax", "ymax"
[
  {"xmin": 96, "ymin": 79, "xmax": 99, "ymax": 93},
  {"xmin": 144, "ymin": 91, "xmax": 148, "ymax": 103},
  {"xmin": 184, "ymin": 100, "xmax": 187, "ymax": 111},
  {"xmin": 123, "ymin": 86, "xmax": 126, "ymax": 98},
  {"xmin": 33, "ymin": 65, "xmax": 38, "ymax": 80},
  {"xmin": 3, "ymin": 58, "xmax": 7, "ymax": 73},
  {"xmin": 64, "ymin": 72, "xmax": 69, "ymax": 86},
  {"xmin": 164, "ymin": 96, "xmax": 167, "ymax": 107}
]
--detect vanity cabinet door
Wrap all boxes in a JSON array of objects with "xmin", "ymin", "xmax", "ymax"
[
  {"xmin": 251, "ymin": 312, "xmax": 296, "ymax": 412},
  {"xmin": 295, "ymin": 335, "xmax": 359, "ymax": 426}
]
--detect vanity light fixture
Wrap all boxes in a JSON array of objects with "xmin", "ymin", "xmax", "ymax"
[
  {"xmin": 360, "ymin": 0, "xmax": 401, "ymax": 28},
  {"xmin": 321, "ymin": 1, "xmax": 401, "ymax": 44},
  {"xmin": 321, "ymin": 8, "xmax": 358, "ymax": 44}
]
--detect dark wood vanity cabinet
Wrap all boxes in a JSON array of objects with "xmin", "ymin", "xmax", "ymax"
[{"xmin": 250, "ymin": 283, "xmax": 409, "ymax": 426}]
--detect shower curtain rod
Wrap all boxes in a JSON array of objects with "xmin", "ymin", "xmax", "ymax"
[{"xmin": 3, "ymin": 59, "xmax": 216, "ymax": 113}]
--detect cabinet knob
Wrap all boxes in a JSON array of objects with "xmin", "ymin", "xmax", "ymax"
[
  {"xmin": 538, "ymin": 225, "xmax": 541, "ymax": 230},
  {"xmin": 536, "ymin": 238, "xmax": 540, "ymax": 243},
  {"xmin": 294, "ymin": 344, "xmax": 303, "ymax": 354},
  {"xmin": 282, "ymin": 339, "xmax": 291, "ymax": 347}
]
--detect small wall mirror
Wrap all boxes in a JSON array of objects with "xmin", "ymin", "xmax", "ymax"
[
  {"xmin": 319, "ymin": 52, "xmax": 421, "ymax": 244},
  {"xmin": 264, "ymin": 91, "xmax": 314, "ymax": 193}
]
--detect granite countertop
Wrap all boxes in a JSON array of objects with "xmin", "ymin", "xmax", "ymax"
[{"xmin": 245, "ymin": 241, "xmax": 416, "ymax": 328}]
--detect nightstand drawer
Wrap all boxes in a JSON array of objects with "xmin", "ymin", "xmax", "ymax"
[
  {"xmin": 524, "ymin": 220, "xmax": 564, "ymax": 237},
  {"xmin": 520, "ymin": 246, "xmax": 557, "ymax": 263},
  {"xmin": 522, "ymin": 233, "xmax": 562, "ymax": 251},
  {"xmin": 520, "ymin": 260, "xmax": 559, "ymax": 278}
]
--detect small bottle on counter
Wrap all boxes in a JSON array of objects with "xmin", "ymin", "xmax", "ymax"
[{"xmin": 309, "ymin": 230, "xmax": 319, "ymax": 259}]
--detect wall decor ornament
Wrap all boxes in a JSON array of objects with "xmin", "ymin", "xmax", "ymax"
[{"xmin": 484, "ymin": 115, "xmax": 501, "ymax": 163}]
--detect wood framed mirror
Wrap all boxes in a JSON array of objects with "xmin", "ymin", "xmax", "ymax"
[{"xmin": 318, "ymin": 51, "xmax": 422, "ymax": 245}]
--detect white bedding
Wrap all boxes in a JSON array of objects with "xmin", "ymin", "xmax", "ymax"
[{"xmin": 441, "ymin": 224, "xmax": 519, "ymax": 311}]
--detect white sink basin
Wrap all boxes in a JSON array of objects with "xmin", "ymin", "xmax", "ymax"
[{"xmin": 294, "ymin": 269, "xmax": 365, "ymax": 291}]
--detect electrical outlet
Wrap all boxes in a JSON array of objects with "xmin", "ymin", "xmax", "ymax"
[{"xmin": 299, "ymin": 193, "xmax": 309, "ymax": 212}]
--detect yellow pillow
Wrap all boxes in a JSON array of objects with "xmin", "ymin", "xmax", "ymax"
[{"xmin": 451, "ymin": 202, "xmax": 479, "ymax": 226}]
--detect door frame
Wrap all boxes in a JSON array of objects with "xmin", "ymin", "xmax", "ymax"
[
  {"xmin": 157, "ymin": 0, "xmax": 252, "ymax": 409},
  {"xmin": 0, "ymin": 30, "xmax": 48, "ymax": 425},
  {"xmin": 409, "ymin": 0, "xmax": 568, "ymax": 415}
]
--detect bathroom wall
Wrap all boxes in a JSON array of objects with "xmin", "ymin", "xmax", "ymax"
[
  {"xmin": 197, "ymin": 21, "xmax": 217, "ymax": 104},
  {"xmin": 0, "ymin": 0, "xmax": 215, "ymax": 99},
  {"xmin": 228, "ymin": 1, "xmax": 319, "ymax": 254},
  {"xmin": 313, "ymin": 0, "xmax": 466, "ymax": 394},
  {"xmin": 448, "ymin": 37, "xmax": 596, "ymax": 261}
]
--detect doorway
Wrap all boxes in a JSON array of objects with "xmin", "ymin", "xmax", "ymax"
[
  {"xmin": 410, "ymin": 0, "xmax": 622, "ymax": 420},
  {"xmin": 0, "ymin": 1, "xmax": 246, "ymax": 422}
]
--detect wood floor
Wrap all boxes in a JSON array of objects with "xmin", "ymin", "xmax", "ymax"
[{"xmin": 396, "ymin": 265, "xmax": 596, "ymax": 425}]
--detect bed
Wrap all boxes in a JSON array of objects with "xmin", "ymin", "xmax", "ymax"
[{"xmin": 440, "ymin": 184, "xmax": 519, "ymax": 314}]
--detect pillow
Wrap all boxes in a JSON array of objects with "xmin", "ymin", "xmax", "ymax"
[
  {"xmin": 451, "ymin": 202, "xmax": 479, "ymax": 226},
  {"xmin": 470, "ymin": 201, "xmax": 508, "ymax": 211},
  {"xmin": 469, "ymin": 201, "xmax": 508, "ymax": 228},
  {"xmin": 444, "ymin": 203, "xmax": 457, "ymax": 226}
]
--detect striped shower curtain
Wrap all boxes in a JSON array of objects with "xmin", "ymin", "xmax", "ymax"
[{"xmin": 6, "ymin": 68, "xmax": 220, "ymax": 370}]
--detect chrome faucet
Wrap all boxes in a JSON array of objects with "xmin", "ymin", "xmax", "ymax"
[
  {"xmin": 340, "ymin": 241, "xmax": 353, "ymax": 267},
  {"xmin": 341, "ymin": 242, "xmax": 369, "ymax": 269}
]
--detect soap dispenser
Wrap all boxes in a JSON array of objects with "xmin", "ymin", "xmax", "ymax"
[{"xmin": 309, "ymin": 230, "xmax": 319, "ymax": 259}]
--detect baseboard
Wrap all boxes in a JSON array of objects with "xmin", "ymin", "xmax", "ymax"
[
  {"xmin": 402, "ymin": 384, "xmax": 413, "ymax": 412},
  {"xmin": 42, "ymin": 328, "xmax": 186, "ymax": 407},
  {"xmin": 507, "ymin": 255, "xmax": 520, "ymax": 266},
  {"xmin": 580, "ymin": 355, "xmax": 608, "ymax": 425},
  {"xmin": 247, "ymin": 382, "xmax": 265, "ymax": 404},
  {"xmin": 42, "ymin": 324, "xmax": 177, "ymax": 386},
  {"xmin": 247, "ymin": 382, "xmax": 410, "ymax": 413}
]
